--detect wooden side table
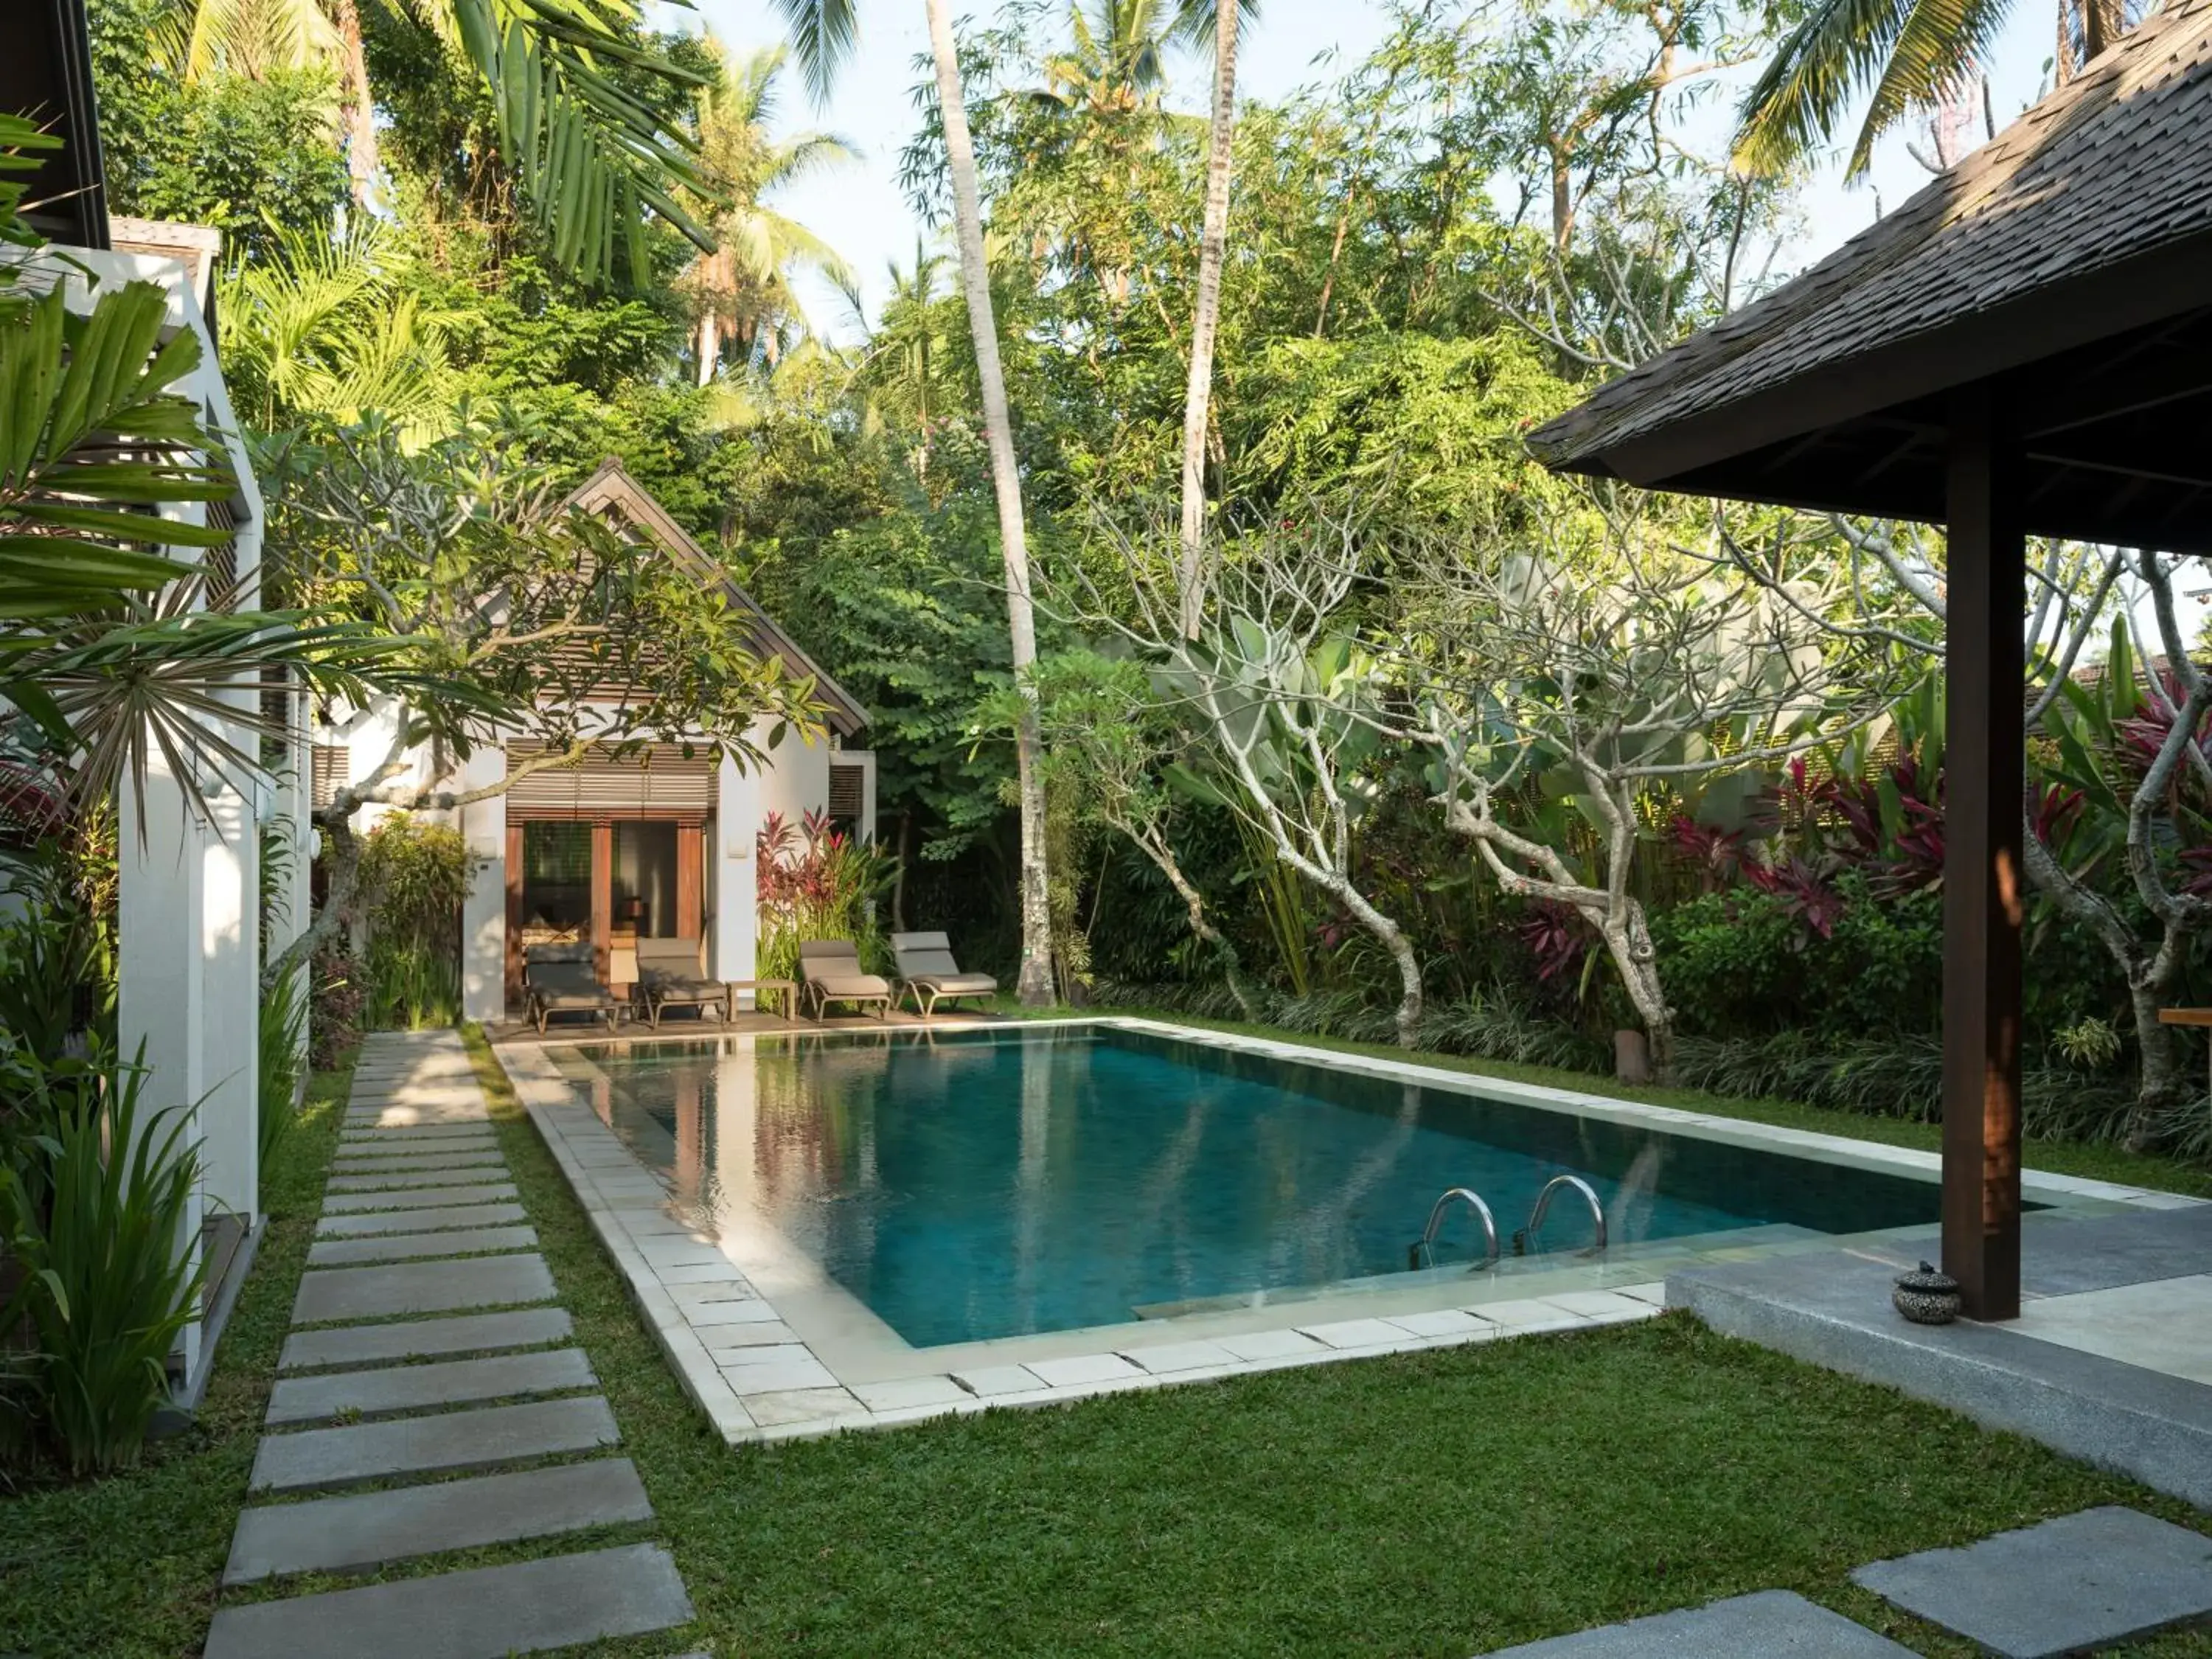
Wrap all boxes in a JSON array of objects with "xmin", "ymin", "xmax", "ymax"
[{"xmin": 724, "ymin": 978, "xmax": 799, "ymax": 1023}]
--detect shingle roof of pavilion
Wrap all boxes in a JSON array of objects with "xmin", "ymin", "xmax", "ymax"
[{"xmin": 1527, "ymin": 0, "xmax": 2212, "ymax": 483}]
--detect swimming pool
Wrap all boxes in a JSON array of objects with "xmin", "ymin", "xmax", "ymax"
[{"xmin": 545, "ymin": 1023, "xmax": 1944, "ymax": 1348}]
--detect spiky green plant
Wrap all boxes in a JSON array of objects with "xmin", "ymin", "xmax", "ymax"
[{"xmin": 2, "ymin": 1048, "xmax": 207, "ymax": 1475}]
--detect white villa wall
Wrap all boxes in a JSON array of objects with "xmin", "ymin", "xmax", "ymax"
[
  {"xmin": 458, "ymin": 746, "xmax": 508, "ymax": 1023},
  {"xmin": 45, "ymin": 236, "xmax": 271, "ymax": 1394},
  {"xmin": 117, "ymin": 762, "xmax": 209, "ymax": 1383},
  {"xmin": 713, "ymin": 751, "xmax": 759, "ymax": 992}
]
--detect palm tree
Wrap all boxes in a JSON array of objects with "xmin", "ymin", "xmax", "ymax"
[
  {"xmin": 1174, "ymin": 0, "xmax": 1245, "ymax": 639},
  {"xmin": 156, "ymin": 0, "xmax": 718, "ymax": 281},
  {"xmin": 844, "ymin": 237, "xmax": 951, "ymax": 476},
  {"xmin": 1036, "ymin": 0, "xmax": 1172, "ymax": 114},
  {"xmin": 681, "ymin": 41, "xmax": 856, "ymax": 386},
  {"xmin": 774, "ymin": 0, "xmax": 1057, "ymax": 1006},
  {"xmin": 1733, "ymin": 0, "xmax": 2132, "ymax": 178}
]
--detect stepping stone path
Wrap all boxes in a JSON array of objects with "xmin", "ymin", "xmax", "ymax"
[
  {"xmin": 205, "ymin": 1029, "xmax": 696, "ymax": 1659},
  {"xmin": 1853, "ymin": 1505, "xmax": 2212, "ymax": 1658},
  {"xmin": 1477, "ymin": 1590, "xmax": 1914, "ymax": 1656},
  {"xmin": 1477, "ymin": 1504, "xmax": 2212, "ymax": 1656}
]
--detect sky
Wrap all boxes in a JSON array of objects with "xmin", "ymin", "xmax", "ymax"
[{"xmin": 671, "ymin": 0, "xmax": 2059, "ymax": 344}]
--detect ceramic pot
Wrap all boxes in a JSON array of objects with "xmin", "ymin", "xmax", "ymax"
[{"xmin": 1893, "ymin": 1260, "xmax": 1961, "ymax": 1325}]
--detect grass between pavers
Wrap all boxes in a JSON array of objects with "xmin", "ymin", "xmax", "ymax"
[
  {"xmin": 462, "ymin": 1026, "xmax": 2212, "ymax": 1659},
  {"xmin": 1062, "ymin": 1004, "xmax": 2212, "ymax": 1200},
  {"xmin": 0, "ymin": 1054, "xmax": 355, "ymax": 1659}
]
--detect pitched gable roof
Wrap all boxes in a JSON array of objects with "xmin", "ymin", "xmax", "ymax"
[
  {"xmin": 1528, "ymin": 0, "xmax": 2212, "ymax": 534},
  {"xmin": 564, "ymin": 458, "xmax": 870, "ymax": 738}
]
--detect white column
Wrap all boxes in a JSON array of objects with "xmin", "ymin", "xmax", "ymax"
[
  {"xmin": 117, "ymin": 755, "xmax": 208, "ymax": 1382},
  {"xmin": 198, "ymin": 777, "xmax": 257, "ymax": 1222},
  {"xmin": 459, "ymin": 744, "xmax": 508, "ymax": 1023},
  {"xmin": 713, "ymin": 753, "xmax": 759, "ymax": 993}
]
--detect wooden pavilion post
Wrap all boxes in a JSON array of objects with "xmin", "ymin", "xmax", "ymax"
[{"xmin": 1941, "ymin": 385, "xmax": 2025, "ymax": 1321}]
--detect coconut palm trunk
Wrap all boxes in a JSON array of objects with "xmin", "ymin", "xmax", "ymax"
[
  {"xmin": 1176, "ymin": 0, "xmax": 1239, "ymax": 639},
  {"xmin": 923, "ymin": 0, "xmax": 1056, "ymax": 1005}
]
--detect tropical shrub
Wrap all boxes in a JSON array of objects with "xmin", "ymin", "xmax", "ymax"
[
  {"xmin": 258, "ymin": 961, "xmax": 307, "ymax": 1171},
  {"xmin": 756, "ymin": 809, "xmax": 897, "ymax": 982},
  {"xmin": 1, "ymin": 1045, "xmax": 205, "ymax": 1474},
  {"xmin": 355, "ymin": 815, "xmax": 477, "ymax": 1029}
]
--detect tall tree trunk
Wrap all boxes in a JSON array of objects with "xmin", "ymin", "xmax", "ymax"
[
  {"xmin": 333, "ymin": 0, "xmax": 380, "ymax": 210},
  {"xmin": 1176, "ymin": 0, "xmax": 1240, "ymax": 640},
  {"xmin": 925, "ymin": 0, "xmax": 1054, "ymax": 1006},
  {"xmin": 696, "ymin": 311, "xmax": 719, "ymax": 386}
]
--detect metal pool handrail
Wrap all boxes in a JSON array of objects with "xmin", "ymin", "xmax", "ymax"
[
  {"xmin": 1519, "ymin": 1175, "xmax": 1607, "ymax": 1256},
  {"xmin": 1410, "ymin": 1187, "xmax": 1500, "ymax": 1271}
]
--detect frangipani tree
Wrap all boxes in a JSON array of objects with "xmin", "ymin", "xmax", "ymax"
[
  {"xmin": 1402, "ymin": 498, "xmax": 1905, "ymax": 1074},
  {"xmin": 1022, "ymin": 649, "xmax": 1263, "ymax": 1019},
  {"xmin": 1056, "ymin": 507, "xmax": 1427, "ymax": 1045}
]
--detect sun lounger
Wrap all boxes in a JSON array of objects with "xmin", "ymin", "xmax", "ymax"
[
  {"xmin": 798, "ymin": 939, "xmax": 894, "ymax": 1021},
  {"xmin": 524, "ymin": 943, "xmax": 622, "ymax": 1034},
  {"xmin": 633, "ymin": 937, "xmax": 729, "ymax": 1028},
  {"xmin": 891, "ymin": 931, "xmax": 999, "ymax": 1018}
]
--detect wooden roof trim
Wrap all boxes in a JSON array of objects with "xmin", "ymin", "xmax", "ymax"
[{"xmin": 562, "ymin": 457, "xmax": 871, "ymax": 737}]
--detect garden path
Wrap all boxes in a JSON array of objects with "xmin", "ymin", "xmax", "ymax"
[{"xmin": 202, "ymin": 1029, "xmax": 698, "ymax": 1659}]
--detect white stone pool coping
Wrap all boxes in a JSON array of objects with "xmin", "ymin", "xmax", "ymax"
[{"xmin": 493, "ymin": 1017, "xmax": 2192, "ymax": 1447}]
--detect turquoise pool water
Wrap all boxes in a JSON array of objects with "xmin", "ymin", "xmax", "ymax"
[{"xmin": 549, "ymin": 1024, "xmax": 1941, "ymax": 1347}]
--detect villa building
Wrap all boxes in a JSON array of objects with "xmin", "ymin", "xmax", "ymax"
[{"xmin": 311, "ymin": 458, "xmax": 877, "ymax": 1022}]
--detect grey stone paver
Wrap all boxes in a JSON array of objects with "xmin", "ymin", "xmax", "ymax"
[
  {"xmin": 333, "ymin": 1147, "xmax": 507, "ymax": 1169},
  {"xmin": 316, "ymin": 1201, "xmax": 528, "ymax": 1238},
  {"xmin": 211, "ymin": 1031, "xmax": 692, "ymax": 1659},
  {"xmin": 307, "ymin": 1224, "xmax": 538, "ymax": 1268},
  {"xmin": 1477, "ymin": 1590, "xmax": 1916, "ymax": 1656},
  {"xmin": 327, "ymin": 1166, "xmax": 512, "ymax": 1192},
  {"xmin": 341, "ymin": 1122, "xmax": 497, "ymax": 1141},
  {"xmin": 203, "ymin": 1543, "xmax": 691, "ymax": 1659},
  {"xmin": 279, "ymin": 1306, "xmax": 573, "ymax": 1371},
  {"xmin": 249, "ymin": 1394, "xmax": 620, "ymax": 1492},
  {"xmin": 223, "ymin": 1458, "xmax": 653, "ymax": 1584},
  {"xmin": 265, "ymin": 1346, "xmax": 596, "ymax": 1425},
  {"xmin": 293, "ymin": 1253, "xmax": 556, "ymax": 1323},
  {"xmin": 1851, "ymin": 1505, "xmax": 2212, "ymax": 1658},
  {"xmin": 323, "ymin": 1182, "xmax": 518, "ymax": 1212}
]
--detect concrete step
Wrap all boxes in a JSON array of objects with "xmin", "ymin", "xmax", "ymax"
[
  {"xmin": 266, "ymin": 1346, "xmax": 596, "ymax": 1426},
  {"xmin": 308, "ymin": 1225, "xmax": 538, "ymax": 1269},
  {"xmin": 250, "ymin": 1395, "xmax": 619, "ymax": 1492},
  {"xmin": 223, "ymin": 1458, "xmax": 655, "ymax": 1585},
  {"xmin": 323, "ymin": 1183, "xmax": 518, "ymax": 1214},
  {"xmin": 204, "ymin": 1543, "xmax": 691, "ymax": 1659},
  {"xmin": 293, "ymin": 1255, "xmax": 556, "ymax": 1324},
  {"xmin": 280, "ymin": 1307, "xmax": 572, "ymax": 1372},
  {"xmin": 316, "ymin": 1202, "xmax": 527, "ymax": 1239}
]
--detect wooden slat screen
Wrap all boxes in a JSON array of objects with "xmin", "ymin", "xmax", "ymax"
[
  {"xmin": 310, "ymin": 744, "xmax": 346, "ymax": 809},
  {"xmin": 505, "ymin": 743, "xmax": 715, "ymax": 820},
  {"xmin": 828, "ymin": 762, "xmax": 866, "ymax": 821}
]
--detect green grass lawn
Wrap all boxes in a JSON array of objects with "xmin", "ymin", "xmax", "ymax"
[
  {"xmin": 0, "ymin": 1056, "xmax": 353, "ymax": 1659},
  {"xmin": 1072, "ymin": 1004, "xmax": 2212, "ymax": 1200},
  {"xmin": 453, "ymin": 1028, "xmax": 2210, "ymax": 1659},
  {"xmin": 6, "ymin": 1029, "xmax": 2210, "ymax": 1658}
]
